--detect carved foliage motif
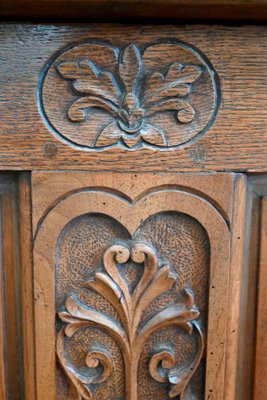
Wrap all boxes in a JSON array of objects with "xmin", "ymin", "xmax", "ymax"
[
  {"xmin": 40, "ymin": 40, "xmax": 220, "ymax": 150},
  {"xmin": 56, "ymin": 45, "xmax": 203, "ymax": 148},
  {"xmin": 57, "ymin": 241, "xmax": 204, "ymax": 400}
]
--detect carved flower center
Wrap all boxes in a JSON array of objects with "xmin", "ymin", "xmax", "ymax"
[
  {"xmin": 118, "ymin": 116, "xmax": 144, "ymax": 134},
  {"xmin": 118, "ymin": 94, "xmax": 145, "ymax": 134}
]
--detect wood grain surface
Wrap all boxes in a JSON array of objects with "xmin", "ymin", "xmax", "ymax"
[
  {"xmin": 18, "ymin": 173, "xmax": 36, "ymax": 400},
  {"xmin": 0, "ymin": 175, "xmax": 24, "ymax": 400},
  {"xmin": 2, "ymin": 0, "xmax": 267, "ymax": 21},
  {"xmin": 0, "ymin": 24, "xmax": 267, "ymax": 172}
]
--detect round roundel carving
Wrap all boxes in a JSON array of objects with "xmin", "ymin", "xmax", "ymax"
[{"xmin": 38, "ymin": 39, "xmax": 220, "ymax": 150}]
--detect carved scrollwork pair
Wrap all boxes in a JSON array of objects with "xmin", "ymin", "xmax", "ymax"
[{"xmin": 57, "ymin": 242, "xmax": 204, "ymax": 399}]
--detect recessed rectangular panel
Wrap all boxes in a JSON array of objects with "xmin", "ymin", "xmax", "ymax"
[
  {"xmin": 1, "ymin": 25, "xmax": 267, "ymax": 171},
  {"xmin": 32, "ymin": 171, "xmax": 249, "ymax": 400}
]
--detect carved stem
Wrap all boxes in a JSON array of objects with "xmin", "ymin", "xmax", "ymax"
[{"xmin": 123, "ymin": 350, "xmax": 139, "ymax": 400}]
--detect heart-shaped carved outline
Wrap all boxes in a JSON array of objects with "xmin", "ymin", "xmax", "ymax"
[{"xmin": 34, "ymin": 187, "xmax": 230, "ymax": 400}]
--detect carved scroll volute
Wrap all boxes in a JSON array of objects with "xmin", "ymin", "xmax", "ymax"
[{"xmin": 57, "ymin": 242, "xmax": 204, "ymax": 400}]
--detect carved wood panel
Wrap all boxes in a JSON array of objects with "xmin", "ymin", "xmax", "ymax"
[
  {"xmin": 1, "ymin": 25, "xmax": 267, "ymax": 172},
  {"xmin": 39, "ymin": 39, "xmax": 219, "ymax": 150},
  {"xmin": 32, "ymin": 171, "xmax": 248, "ymax": 400}
]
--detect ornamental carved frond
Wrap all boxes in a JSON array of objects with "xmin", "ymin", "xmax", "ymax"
[
  {"xmin": 40, "ymin": 40, "xmax": 220, "ymax": 149},
  {"xmin": 57, "ymin": 242, "xmax": 204, "ymax": 399},
  {"xmin": 56, "ymin": 45, "xmax": 204, "ymax": 148}
]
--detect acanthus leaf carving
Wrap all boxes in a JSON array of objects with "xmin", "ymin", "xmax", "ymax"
[
  {"xmin": 40, "ymin": 38, "xmax": 220, "ymax": 150},
  {"xmin": 57, "ymin": 242, "xmax": 204, "ymax": 399},
  {"xmin": 143, "ymin": 62, "xmax": 203, "ymax": 104},
  {"xmin": 57, "ymin": 59, "xmax": 122, "ymax": 104},
  {"xmin": 56, "ymin": 44, "xmax": 205, "ymax": 149},
  {"xmin": 149, "ymin": 322, "xmax": 204, "ymax": 399},
  {"xmin": 57, "ymin": 326, "xmax": 113, "ymax": 400}
]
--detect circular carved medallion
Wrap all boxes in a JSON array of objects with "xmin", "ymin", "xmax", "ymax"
[{"xmin": 38, "ymin": 40, "xmax": 220, "ymax": 150}]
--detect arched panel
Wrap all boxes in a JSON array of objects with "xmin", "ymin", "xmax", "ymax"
[{"xmin": 34, "ymin": 183, "xmax": 230, "ymax": 400}]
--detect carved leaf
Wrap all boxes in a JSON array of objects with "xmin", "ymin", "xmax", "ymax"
[
  {"xmin": 57, "ymin": 329, "xmax": 113, "ymax": 400},
  {"xmin": 67, "ymin": 376, "xmax": 92, "ymax": 400},
  {"xmin": 57, "ymin": 60, "xmax": 121, "ymax": 104},
  {"xmin": 130, "ymin": 243, "xmax": 158, "ymax": 309},
  {"xmin": 61, "ymin": 295, "xmax": 129, "ymax": 353},
  {"xmin": 85, "ymin": 271, "xmax": 130, "ymax": 336},
  {"xmin": 94, "ymin": 121, "xmax": 122, "ymax": 147},
  {"xmin": 133, "ymin": 265, "xmax": 176, "ymax": 333},
  {"xmin": 168, "ymin": 323, "xmax": 204, "ymax": 398},
  {"xmin": 68, "ymin": 96, "xmax": 119, "ymax": 123},
  {"xmin": 137, "ymin": 288, "xmax": 200, "ymax": 352},
  {"xmin": 139, "ymin": 123, "xmax": 168, "ymax": 146},
  {"xmin": 143, "ymin": 62, "xmax": 204, "ymax": 105},
  {"xmin": 146, "ymin": 98, "xmax": 196, "ymax": 124},
  {"xmin": 139, "ymin": 300, "xmax": 200, "ymax": 345},
  {"xmin": 149, "ymin": 322, "xmax": 204, "ymax": 399},
  {"xmin": 95, "ymin": 122, "xmax": 168, "ymax": 148},
  {"xmin": 102, "ymin": 245, "xmax": 131, "ymax": 315},
  {"xmin": 119, "ymin": 44, "xmax": 142, "ymax": 94},
  {"xmin": 57, "ymin": 329, "xmax": 93, "ymax": 400}
]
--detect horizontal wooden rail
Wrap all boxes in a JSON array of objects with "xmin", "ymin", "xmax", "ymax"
[{"xmin": 1, "ymin": 1, "xmax": 267, "ymax": 21}]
